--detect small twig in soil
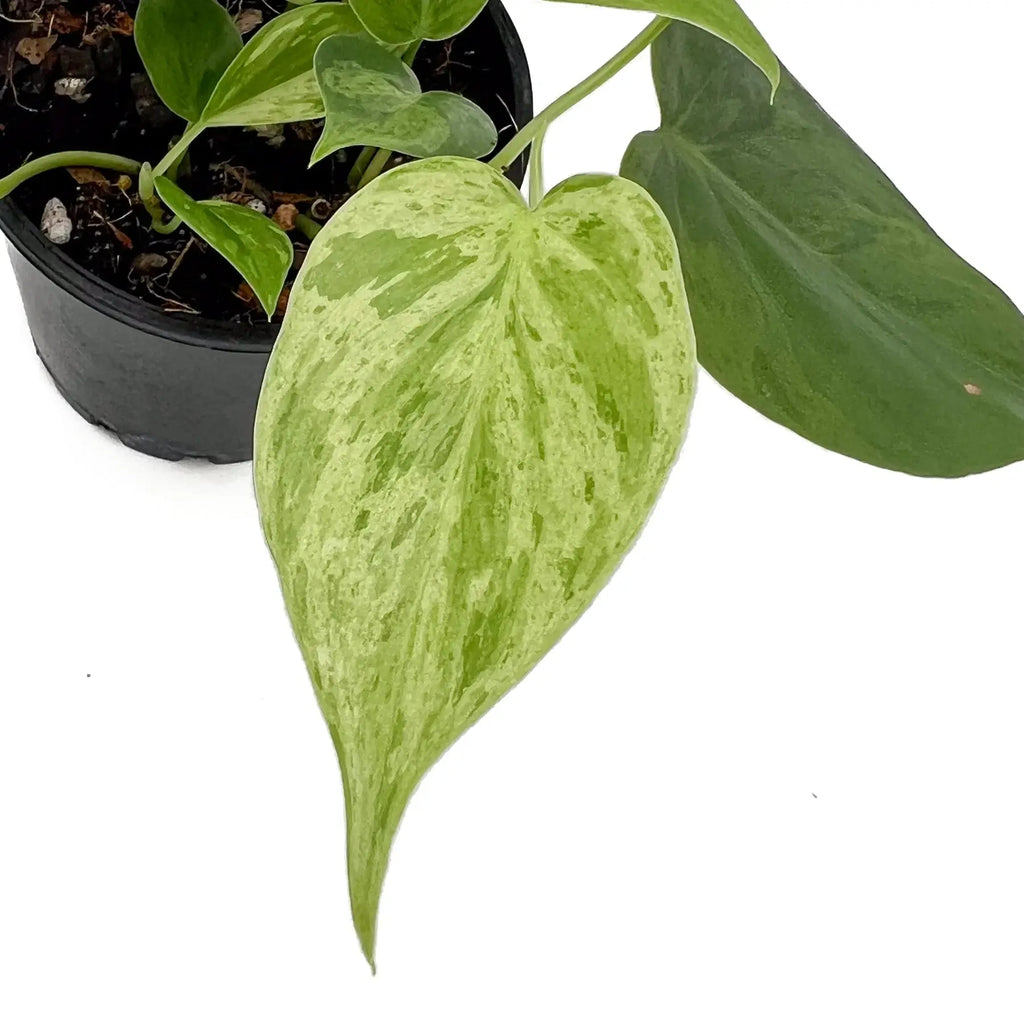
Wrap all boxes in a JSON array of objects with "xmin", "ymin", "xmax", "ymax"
[
  {"xmin": 160, "ymin": 297, "xmax": 200, "ymax": 316},
  {"xmin": 166, "ymin": 235, "xmax": 196, "ymax": 285},
  {"xmin": 0, "ymin": 2, "xmax": 45, "ymax": 26}
]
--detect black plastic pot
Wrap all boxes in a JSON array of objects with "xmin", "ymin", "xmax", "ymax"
[{"xmin": 0, "ymin": 2, "xmax": 532, "ymax": 463}]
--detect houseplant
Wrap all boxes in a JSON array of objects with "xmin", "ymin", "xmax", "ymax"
[
  {"xmin": 5, "ymin": 0, "xmax": 1024, "ymax": 970},
  {"xmin": 0, "ymin": 0, "xmax": 531, "ymax": 460},
  {"xmin": 254, "ymin": 0, "xmax": 1023, "ymax": 969}
]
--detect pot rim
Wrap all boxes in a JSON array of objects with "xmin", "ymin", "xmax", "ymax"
[{"xmin": 0, "ymin": 0, "xmax": 533, "ymax": 356}]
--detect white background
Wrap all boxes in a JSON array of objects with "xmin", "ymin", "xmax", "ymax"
[{"xmin": 2, "ymin": 1, "xmax": 1023, "ymax": 1020}]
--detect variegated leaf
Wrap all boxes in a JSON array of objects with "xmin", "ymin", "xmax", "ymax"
[
  {"xmin": 311, "ymin": 35, "xmax": 497, "ymax": 164},
  {"xmin": 349, "ymin": 0, "xmax": 488, "ymax": 44},
  {"xmin": 548, "ymin": 0, "xmax": 780, "ymax": 94},
  {"xmin": 254, "ymin": 157, "xmax": 696, "ymax": 967},
  {"xmin": 155, "ymin": 177, "xmax": 292, "ymax": 318},
  {"xmin": 199, "ymin": 2, "xmax": 364, "ymax": 128},
  {"xmin": 135, "ymin": 0, "xmax": 242, "ymax": 122}
]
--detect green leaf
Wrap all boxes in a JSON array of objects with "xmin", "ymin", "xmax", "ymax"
[
  {"xmin": 199, "ymin": 2, "xmax": 364, "ymax": 128},
  {"xmin": 135, "ymin": 0, "xmax": 242, "ymax": 121},
  {"xmin": 622, "ymin": 22, "xmax": 1024, "ymax": 477},
  {"xmin": 349, "ymin": 0, "xmax": 488, "ymax": 44},
  {"xmin": 254, "ymin": 157, "xmax": 696, "ymax": 966},
  {"xmin": 311, "ymin": 35, "xmax": 497, "ymax": 164},
  {"xmin": 547, "ymin": 0, "xmax": 779, "ymax": 95},
  {"xmin": 154, "ymin": 177, "xmax": 292, "ymax": 319}
]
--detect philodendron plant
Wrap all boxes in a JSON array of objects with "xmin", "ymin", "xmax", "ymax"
[{"xmin": 6, "ymin": 0, "xmax": 1024, "ymax": 968}]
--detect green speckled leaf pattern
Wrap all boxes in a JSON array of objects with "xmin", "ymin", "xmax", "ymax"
[
  {"xmin": 622, "ymin": 23, "xmax": 1024, "ymax": 476},
  {"xmin": 254, "ymin": 157, "xmax": 696, "ymax": 967},
  {"xmin": 311, "ymin": 35, "xmax": 497, "ymax": 164},
  {"xmin": 155, "ymin": 177, "xmax": 292, "ymax": 318},
  {"xmin": 199, "ymin": 2, "xmax": 363, "ymax": 128},
  {"xmin": 349, "ymin": 0, "xmax": 488, "ymax": 44},
  {"xmin": 135, "ymin": 0, "xmax": 242, "ymax": 121},
  {"xmin": 548, "ymin": 0, "xmax": 779, "ymax": 94}
]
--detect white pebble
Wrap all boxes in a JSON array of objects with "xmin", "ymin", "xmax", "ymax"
[
  {"xmin": 54, "ymin": 77, "xmax": 91, "ymax": 104},
  {"xmin": 41, "ymin": 198, "xmax": 73, "ymax": 245},
  {"xmin": 246, "ymin": 198, "xmax": 268, "ymax": 215}
]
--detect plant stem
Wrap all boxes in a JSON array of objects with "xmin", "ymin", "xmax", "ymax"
[
  {"xmin": 529, "ymin": 125, "xmax": 548, "ymax": 208},
  {"xmin": 356, "ymin": 147, "xmax": 393, "ymax": 191},
  {"xmin": 347, "ymin": 146, "xmax": 376, "ymax": 189},
  {"xmin": 0, "ymin": 151, "xmax": 142, "ymax": 200},
  {"xmin": 153, "ymin": 123, "xmax": 205, "ymax": 179},
  {"xmin": 490, "ymin": 15, "xmax": 671, "ymax": 173},
  {"xmin": 165, "ymin": 124, "xmax": 194, "ymax": 182},
  {"xmin": 295, "ymin": 213, "xmax": 322, "ymax": 241},
  {"xmin": 348, "ymin": 39, "xmax": 423, "ymax": 190},
  {"xmin": 139, "ymin": 162, "xmax": 179, "ymax": 234}
]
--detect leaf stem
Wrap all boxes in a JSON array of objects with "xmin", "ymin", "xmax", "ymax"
[
  {"xmin": 153, "ymin": 123, "xmax": 205, "ymax": 179},
  {"xmin": 347, "ymin": 146, "xmax": 377, "ymax": 189},
  {"xmin": 490, "ymin": 16, "xmax": 671, "ymax": 173},
  {"xmin": 0, "ymin": 151, "xmax": 142, "ymax": 200},
  {"xmin": 348, "ymin": 39, "xmax": 423, "ymax": 190},
  {"xmin": 165, "ymin": 123, "xmax": 194, "ymax": 183},
  {"xmin": 295, "ymin": 213, "xmax": 322, "ymax": 241},
  {"xmin": 529, "ymin": 125, "xmax": 547, "ymax": 208},
  {"xmin": 355, "ymin": 147, "xmax": 393, "ymax": 191},
  {"xmin": 139, "ymin": 162, "xmax": 180, "ymax": 233}
]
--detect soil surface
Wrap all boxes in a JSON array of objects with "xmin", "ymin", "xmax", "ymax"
[{"xmin": 0, "ymin": 0, "xmax": 520, "ymax": 326}]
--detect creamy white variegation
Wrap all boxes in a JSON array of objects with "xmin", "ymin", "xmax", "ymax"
[
  {"xmin": 349, "ymin": 0, "xmax": 488, "ymax": 44},
  {"xmin": 311, "ymin": 35, "xmax": 497, "ymax": 165},
  {"xmin": 155, "ymin": 177, "xmax": 292, "ymax": 317},
  {"xmin": 200, "ymin": 3, "xmax": 364, "ymax": 127},
  {"xmin": 254, "ymin": 157, "xmax": 696, "ymax": 967}
]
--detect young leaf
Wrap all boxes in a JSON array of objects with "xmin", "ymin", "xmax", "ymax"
[
  {"xmin": 154, "ymin": 177, "xmax": 292, "ymax": 319},
  {"xmin": 547, "ymin": 0, "xmax": 779, "ymax": 95},
  {"xmin": 311, "ymin": 35, "xmax": 497, "ymax": 164},
  {"xmin": 254, "ymin": 157, "xmax": 696, "ymax": 967},
  {"xmin": 622, "ymin": 23, "xmax": 1024, "ymax": 477},
  {"xmin": 135, "ymin": 0, "xmax": 242, "ymax": 121},
  {"xmin": 199, "ymin": 2, "xmax": 364, "ymax": 128},
  {"xmin": 349, "ymin": 0, "xmax": 488, "ymax": 44}
]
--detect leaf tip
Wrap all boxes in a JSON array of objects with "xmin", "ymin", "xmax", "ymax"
[{"xmin": 349, "ymin": 853, "xmax": 384, "ymax": 973}]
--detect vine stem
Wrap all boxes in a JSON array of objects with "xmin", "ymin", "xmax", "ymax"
[
  {"xmin": 490, "ymin": 15, "xmax": 671, "ymax": 173},
  {"xmin": 295, "ymin": 213, "xmax": 322, "ymax": 241},
  {"xmin": 356, "ymin": 146, "xmax": 393, "ymax": 191},
  {"xmin": 529, "ymin": 125, "xmax": 548, "ymax": 208},
  {"xmin": 0, "ymin": 152, "xmax": 142, "ymax": 201}
]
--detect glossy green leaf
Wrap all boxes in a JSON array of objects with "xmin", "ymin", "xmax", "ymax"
[
  {"xmin": 311, "ymin": 35, "xmax": 497, "ymax": 164},
  {"xmin": 622, "ymin": 23, "xmax": 1024, "ymax": 476},
  {"xmin": 254, "ymin": 157, "xmax": 696, "ymax": 966},
  {"xmin": 135, "ymin": 0, "xmax": 242, "ymax": 121},
  {"xmin": 154, "ymin": 177, "xmax": 291, "ymax": 318},
  {"xmin": 199, "ymin": 2, "xmax": 363, "ymax": 128},
  {"xmin": 547, "ymin": 0, "xmax": 779, "ymax": 94},
  {"xmin": 349, "ymin": 0, "xmax": 488, "ymax": 44}
]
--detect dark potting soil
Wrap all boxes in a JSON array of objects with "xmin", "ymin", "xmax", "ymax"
[{"xmin": 0, "ymin": 0, "xmax": 521, "ymax": 326}]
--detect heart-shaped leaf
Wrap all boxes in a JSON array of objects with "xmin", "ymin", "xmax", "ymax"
[
  {"xmin": 311, "ymin": 35, "xmax": 497, "ymax": 164},
  {"xmin": 254, "ymin": 157, "xmax": 696, "ymax": 966},
  {"xmin": 155, "ymin": 177, "xmax": 292, "ymax": 318},
  {"xmin": 622, "ymin": 23, "xmax": 1024, "ymax": 476},
  {"xmin": 135, "ymin": 0, "xmax": 242, "ymax": 121},
  {"xmin": 200, "ymin": 2, "xmax": 364, "ymax": 128},
  {"xmin": 349, "ymin": 0, "xmax": 488, "ymax": 44},
  {"xmin": 547, "ymin": 0, "xmax": 779, "ymax": 95}
]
